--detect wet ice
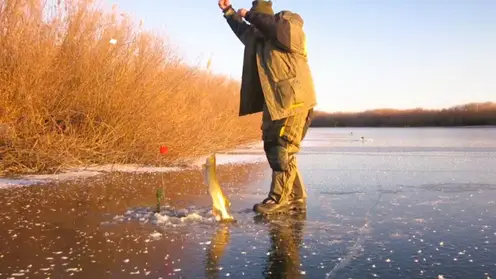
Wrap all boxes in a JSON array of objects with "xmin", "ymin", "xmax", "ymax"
[{"xmin": 1, "ymin": 128, "xmax": 496, "ymax": 278}]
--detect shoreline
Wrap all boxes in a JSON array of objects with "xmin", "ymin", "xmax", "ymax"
[{"xmin": 0, "ymin": 141, "xmax": 266, "ymax": 189}]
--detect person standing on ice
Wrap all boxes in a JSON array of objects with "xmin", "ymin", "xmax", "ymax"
[{"xmin": 218, "ymin": 0, "xmax": 317, "ymax": 214}]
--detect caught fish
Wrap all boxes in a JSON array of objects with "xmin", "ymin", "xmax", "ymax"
[{"xmin": 202, "ymin": 154, "xmax": 234, "ymax": 222}]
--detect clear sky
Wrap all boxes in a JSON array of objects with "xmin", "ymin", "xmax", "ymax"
[{"xmin": 104, "ymin": 0, "xmax": 495, "ymax": 112}]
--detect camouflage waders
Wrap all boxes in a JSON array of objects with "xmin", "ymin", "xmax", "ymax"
[{"xmin": 262, "ymin": 103, "xmax": 314, "ymax": 204}]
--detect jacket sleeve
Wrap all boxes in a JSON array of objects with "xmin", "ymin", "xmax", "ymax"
[
  {"xmin": 223, "ymin": 6, "xmax": 251, "ymax": 45},
  {"xmin": 244, "ymin": 11, "xmax": 306, "ymax": 54}
]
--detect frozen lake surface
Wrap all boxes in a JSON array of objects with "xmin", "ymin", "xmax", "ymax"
[{"xmin": 1, "ymin": 127, "xmax": 495, "ymax": 278}]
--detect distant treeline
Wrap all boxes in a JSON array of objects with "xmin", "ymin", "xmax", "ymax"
[{"xmin": 311, "ymin": 102, "xmax": 496, "ymax": 127}]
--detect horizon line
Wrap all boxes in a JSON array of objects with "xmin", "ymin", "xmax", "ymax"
[{"xmin": 315, "ymin": 101, "xmax": 496, "ymax": 114}]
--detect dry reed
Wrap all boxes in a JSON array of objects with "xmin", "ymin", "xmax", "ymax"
[{"xmin": 0, "ymin": 0, "xmax": 261, "ymax": 174}]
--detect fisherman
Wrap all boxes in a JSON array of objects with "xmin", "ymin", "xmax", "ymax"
[{"xmin": 218, "ymin": 0, "xmax": 317, "ymax": 214}]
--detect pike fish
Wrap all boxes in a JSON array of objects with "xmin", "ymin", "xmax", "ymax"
[{"xmin": 202, "ymin": 154, "xmax": 234, "ymax": 221}]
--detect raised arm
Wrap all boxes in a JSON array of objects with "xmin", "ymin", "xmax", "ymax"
[
  {"xmin": 222, "ymin": 5, "xmax": 251, "ymax": 45},
  {"xmin": 244, "ymin": 11, "xmax": 306, "ymax": 55}
]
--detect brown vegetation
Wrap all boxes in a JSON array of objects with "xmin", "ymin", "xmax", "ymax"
[
  {"xmin": 0, "ymin": 0, "xmax": 261, "ymax": 174},
  {"xmin": 311, "ymin": 102, "xmax": 496, "ymax": 127}
]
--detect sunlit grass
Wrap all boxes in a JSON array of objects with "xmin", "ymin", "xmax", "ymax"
[{"xmin": 0, "ymin": 0, "xmax": 261, "ymax": 174}]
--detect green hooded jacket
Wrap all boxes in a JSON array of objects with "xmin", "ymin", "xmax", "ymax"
[{"xmin": 223, "ymin": 5, "xmax": 317, "ymax": 121}]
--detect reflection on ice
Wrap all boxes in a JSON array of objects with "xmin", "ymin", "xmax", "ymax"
[
  {"xmin": 204, "ymin": 224, "xmax": 231, "ymax": 279},
  {"xmin": 254, "ymin": 213, "xmax": 307, "ymax": 278}
]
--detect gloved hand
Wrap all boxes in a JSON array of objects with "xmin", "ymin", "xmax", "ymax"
[{"xmin": 237, "ymin": 8, "xmax": 248, "ymax": 17}]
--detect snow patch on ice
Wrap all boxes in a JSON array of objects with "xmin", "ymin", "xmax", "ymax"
[
  {"xmin": 0, "ymin": 170, "xmax": 102, "ymax": 189},
  {"xmin": 0, "ymin": 143, "xmax": 264, "ymax": 190},
  {"xmin": 0, "ymin": 165, "xmax": 181, "ymax": 189},
  {"xmin": 70, "ymin": 164, "xmax": 183, "ymax": 173},
  {"xmin": 22, "ymin": 170, "xmax": 103, "ymax": 181},
  {"xmin": 189, "ymin": 153, "xmax": 266, "ymax": 168},
  {"xmin": 0, "ymin": 178, "xmax": 45, "ymax": 189},
  {"xmin": 107, "ymin": 206, "xmax": 217, "ymax": 229}
]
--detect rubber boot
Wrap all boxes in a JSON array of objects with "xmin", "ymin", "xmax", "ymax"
[{"xmin": 253, "ymin": 197, "xmax": 291, "ymax": 215}]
